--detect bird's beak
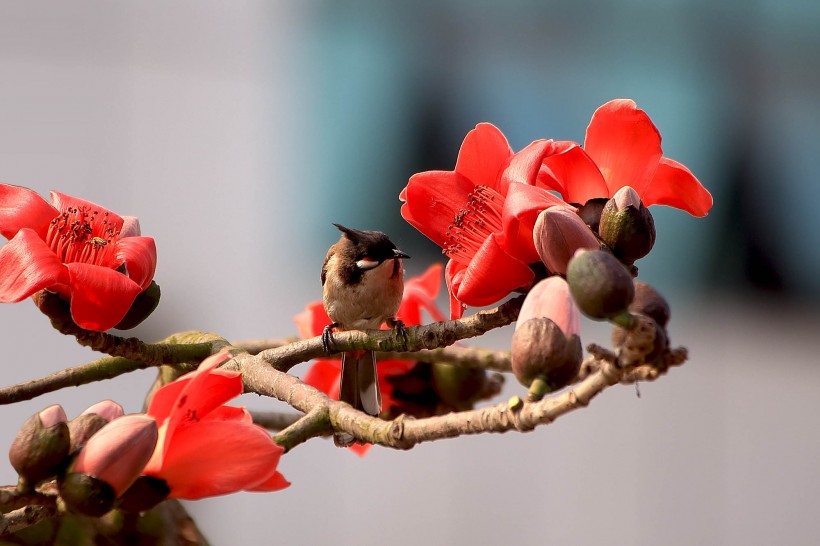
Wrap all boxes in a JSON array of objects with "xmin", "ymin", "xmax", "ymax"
[{"xmin": 393, "ymin": 249, "xmax": 411, "ymax": 259}]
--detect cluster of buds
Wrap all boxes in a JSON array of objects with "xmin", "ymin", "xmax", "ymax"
[
  {"xmin": 513, "ymin": 187, "xmax": 672, "ymax": 397},
  {"xmin": 8, "ymin": 400, "xmax": 168, "ymax": 517}
]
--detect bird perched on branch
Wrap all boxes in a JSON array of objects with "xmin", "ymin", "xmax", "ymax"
[{"xmin": 321, "ymin": 224, "xmax": 410, "ymax": 446}]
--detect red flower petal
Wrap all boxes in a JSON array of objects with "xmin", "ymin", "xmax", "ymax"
[
  {"xmin": 400, "ymin": 171, "xmax": 474, "ymax": 248},
  {"xmin": 498, "ymin": 139, "xmax": 559, "ymax": 195},
  {"xmin": 150, "ymin": 420, "xmax": 284, "ymax": 500},
  {"xmin": 583, "ymin": 99, "xmax": 663, "ymax": 196},
  {"xmin": 455, "ymin": 234, "xmax": 534, "ymax": 307},
  {"xmin": 445, "ymin": 259, "xmax": 467, "ymax": 319},
  {"xmin": 65, "ymin": 263, "xmax": 143, "ymax": 331},
  {"xmin": 50, "ymin": 191, "xmax": 124, "ymax": 234},
  {"xmin": 302, "ymin": 359, "xmax": 342, "ymax": 399},
  {"xmin": 0, "ymin": 229, "xmax": 69, "ymax": 302},
  {"xmin": 454, "ymin": 123, "xmax": 513, "ymax": 189},
  {"xmin": 641, "ymin": 157, "xmax": 713, "ymax": 217},
  {"xmin": 0, "ymin": 185, "xmax": 58, "ymax": 240},
  {"xmin": 113, "ymin": 236, "xmax": 157, "ymax": 290},
  {"xmin": 500, "ymin": 182, "xmax": 572, "ymax": 264},
  {"xmin": 248, "ymin": 470, "xmax": 290, "ymax": 492},
  {"xmin": 535, "ymin": 141, "xmax": 610, "ymax": 204},
  {"xmin": 397, "ymin": 263, "xmax": 445, "ymax": 325}
]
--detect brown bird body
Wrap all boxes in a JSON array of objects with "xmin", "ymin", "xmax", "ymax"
[{"xmin": 321, "ymin": 224, "xmax": 409, "ymax": 444}]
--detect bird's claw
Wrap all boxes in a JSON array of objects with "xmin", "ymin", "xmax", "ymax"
[{"xmin": 322, "ymin": 323, "xmax": 338, "ymax": 354}]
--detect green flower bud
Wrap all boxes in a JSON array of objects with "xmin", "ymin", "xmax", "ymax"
[
  {"xmin": 115, "ymin": 280, "xmax": 161, "ymax": 330},
  {"xmin": 598, "ymin": 186, "xmax": 656, "ymax": 265},
  {"xmin": 9, "ymin": 405, "xmax": 70, "ymax": 487},
  {"xmin": 59, "ymin": 472, "xmax": 117, "ymax": 517},
  {"xmin": 566, "ymin": 249, "xmax": 635, "ymax": 320},
  {"xmin": 431, "ymin": 363, "xmax": 487, "ymax": 408},
  {"xmin": 511, "ymin": 318, "xmax": 582, "ymax": 394}
]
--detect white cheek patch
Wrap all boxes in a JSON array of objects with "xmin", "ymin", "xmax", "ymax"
[{"xmin": 357, "ymin": 258, "xmax": 380, "ymax": 270}]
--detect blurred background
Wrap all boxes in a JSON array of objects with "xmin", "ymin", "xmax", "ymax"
[{"xmin": 1, "ymin": 1, "xmax": 819, "ymax": 544}]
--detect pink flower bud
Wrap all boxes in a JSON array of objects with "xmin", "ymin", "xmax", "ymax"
[
  {"xmin": 9, "ymin": 405, "xmax": 70, "ymax": 486},
  {"xmin": 81, "ymin": 400, "xmax": 124, "ymax": 422},
  {"xmin": 72, "ymin": 414, "xmax": 158, "ymax": 497},
  {"xmin": 517, "ymin": 276, "xmax": 580, "ymax": 337},
  {"xmin": 533, "ymin": 206, "xmax": 600, "ymax": 275},
  {"xmin": 612, "ymin": 185, "xmax": 642, "ymax": 210}
]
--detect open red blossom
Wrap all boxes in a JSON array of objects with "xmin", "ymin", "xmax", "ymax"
[
  {"xmin": 142, "ymin": 350, "xmax": 289, "ymax": 499},
  {"xmin": 535, "ymin": 99, "xmax": 713, "ymax": 216},
  {"xmin": 401, "ymin": 124, "xmax": 571, "ymax": 318},
  {"xmin": 0, "ymin": 184, "xmax": 157, "ymax": 330},
  {"xmin": 297, "ymin": 263, "xmax": 446, "ymax": 424}
]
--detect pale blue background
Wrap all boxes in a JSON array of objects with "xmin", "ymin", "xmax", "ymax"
[{"xmin": 0, "ymin": 2, "xmax": 818, "ymax": 545}]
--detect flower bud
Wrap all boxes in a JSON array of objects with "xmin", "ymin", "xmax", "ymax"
[
  {"xmin": 630, "ymin": 281, "xmax": 670, "ymax": 328},
  {"xmin": 118, "ymin": 475, "xmax": 171, "ymax": 513},
  {"xmin": 612, "ymin": 313, "xmax": 669, "ymax": 366},
  {"xmin": 518, "ymin": 276, "xmax": 580, "ymax": 337},
  {"xmin": 59, "ymin": 472, "xmax": 117, "ymax": 517},
  {"xmin": 566, "ymin": 249, "xmax": 635, "ymax": 320},
  {"xmin": 115, "ymin": 280, "xmax": 161, "ymax": 330},
  {"xmin": 511, "ymin": 318, "xmax": 582, "ymax": 393},
  {"xmin": 68, "ymin": 400, "xmax": 125, "ymax": 455},
  {"xmin": 431, "ymin": 363, "xmax": 487, "ymax": 408},
  {"xmin": 69, "ymin": 415, "xmax": 158, "ymax": 500},
  {"xmin": 533, "ymin": 206, "xmax": 600, "ymax": 275},
  {"xmin": 9, "ymin": 405, "xmax": 70, "ymax": 486},
  {"xmin": 598, "ymin": 186, "xmax": 656, "ymax": 265}
]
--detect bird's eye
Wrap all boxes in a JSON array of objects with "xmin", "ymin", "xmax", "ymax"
[{"xmin": 356, "ymin": 257, "xmax": 380, "ymax": 270}]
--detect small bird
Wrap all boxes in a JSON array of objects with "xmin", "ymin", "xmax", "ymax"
[{"xmin": 321, "ymin": 224, "xmax": 409, "ymax": 444}]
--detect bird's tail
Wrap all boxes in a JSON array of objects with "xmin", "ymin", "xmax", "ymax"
[
  {"xmin": 339, "ymin": 349, "xmax": 381, "ymax": 416},
  {"xmin": 335, "ymin": 350, "xmax": 380, "ymax": 447}
]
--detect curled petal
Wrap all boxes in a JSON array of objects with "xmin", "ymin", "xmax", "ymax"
[
  {"xmin": 641, "ymin": 157, "xmax": 713, "ymax": 217},
  {"xmin": 583, "ymin": 99, "xmax": 663, "ymax": 196},
  {"xmin": 65, "ymin": 263, "xmax": 142, "ymax": 331},
  {"xmin": 498, "ymin": 139, "xmax": 556, "ymax": 194},
  {"xmin": 454, "ymin": 123, "xmax": 513, "ymax": 189},
  {"xmin": 0, "ymin": 229, "xmax": 69, "ymax": 302},
  {"xmin": 400, "ymin": 171, "xmax": 474, "ymax": 248},
  {"xmin": 535, "ymin": 141, "xmax": 610, "ymax": 204},
  {"xmin": 454, "ymin": 234, "xmax": 534, "ymax": 308},
  {"xmin": 445, "ymin": 259, "xmax": 467, "ymax": 320},
  {"xmin": 249, "ymin": 470, "xmax": 290, "ymax": 492},
  {"xmin": 113, "ymin": 236, "xmax": 157, "ymax": 290},
  {"xmin": 0, "ymin": 184, "xmax": 57, "ymax": 240}
]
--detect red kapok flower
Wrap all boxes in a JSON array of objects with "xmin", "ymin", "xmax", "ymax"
[
  {"xmin": 0, "ymin": 184, "xmax": 157, "ymax": 330},
  {"xmin": 298, "ymin": 263, "xmax": 446, "ymax": 416},
  {"xmin": 142, "ymin": 350, "xmax": 289, "ymax": 499},
  {"xmin": 535, "ymin": 99, "xmax": 713, "ymax": 216},
  {"xmin": 401, "ymin": 124, "xmax": 570, "ymax": 317}
]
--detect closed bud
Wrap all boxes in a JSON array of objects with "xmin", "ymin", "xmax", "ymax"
[
  {"xmin": 431, "ymin": 363, "xmax": 487, "ymax": 408},
  {"xmin": 68, "ymin": 400, "xmax": 125, "ymax": 455},
  {"xmin": 533, "ymin": 206, "xmax": 600, "ymax": 275},
  {"xmin": 511, "ymin": 318, "xmax": 582, "ymax": 393},
  {"xmin": 59, "ymin": 472, "xmax": 117, "ymax": 517},
  {"xmin": 598, "ymin": 186, "xmax": 656, "ymax": 265},
  {"xmin": 566, "ymin": 249, "xmax": 635, "ymax": 320},
  {"xmin": 630, "ymin": 281, "xmax": 670, "ymax": 328},
  {"xmin": 115, "ymin": 280, "xmax": 161, "ymax": 330},
  {"xmin": 70, "ymin": 414, "xmax": 158, "ymax": 499},
  {"xmin": 9, "ymin": 405, "xmax": 70, "ymax": 486},
  {"xmin": 612, "ymin": 313, "xmax": 669, "ymax": 366}
]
